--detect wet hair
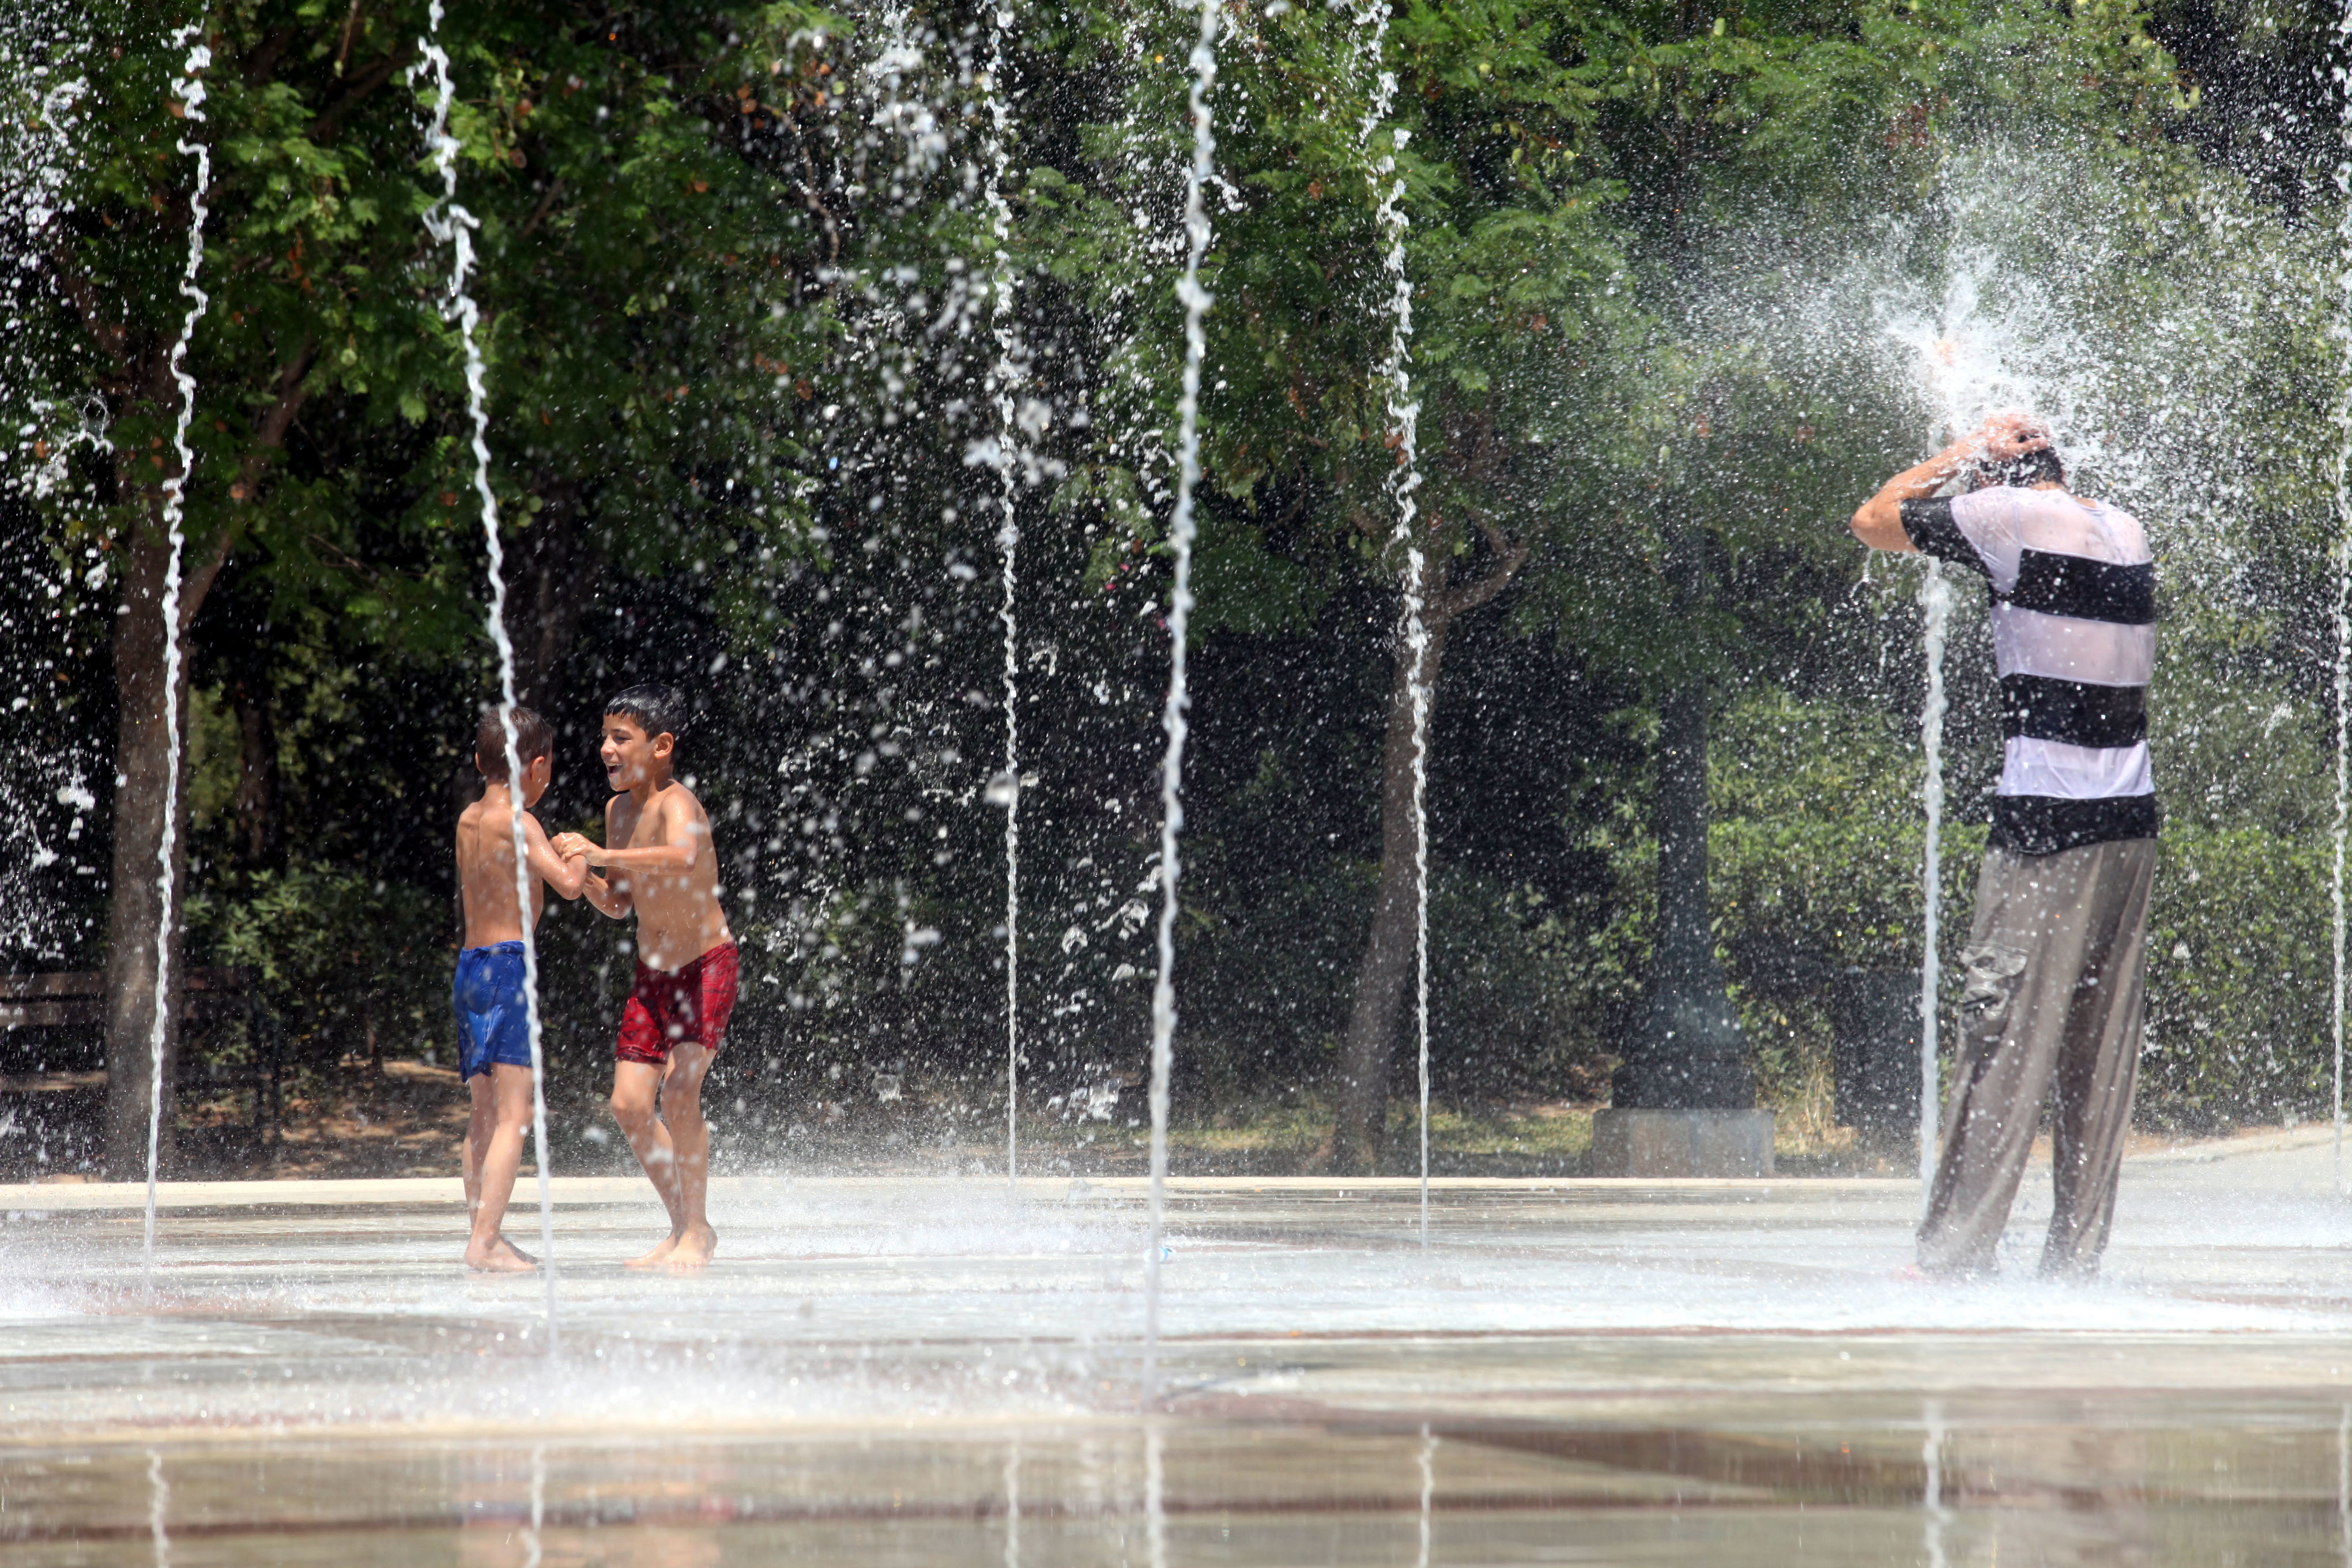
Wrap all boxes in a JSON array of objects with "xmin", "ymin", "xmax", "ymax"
[
  {"xmin": 1974, "ymin": 445, "xmax": 2067, "ymax": 491},
  {"xmin": 605, "ymin": 683, "xmax": 686, "ymax": 748},
  {"xmin": 474, "ymin": 704, "xmax": 555, "ymax": 782}
]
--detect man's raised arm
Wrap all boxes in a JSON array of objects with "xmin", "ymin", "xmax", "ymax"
[{"xmin": 1851, "ymin": 413, "xmax": 2053, "ymax": 551}]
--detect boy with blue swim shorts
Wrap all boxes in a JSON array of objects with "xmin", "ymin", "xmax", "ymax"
[
  {"xmin": 454, "ymin": 944, "xmax": 533, "ymax": 1079},
  {"xmin": 452, "ymin": 704, "xmax": 586, "ymax": 1272}
]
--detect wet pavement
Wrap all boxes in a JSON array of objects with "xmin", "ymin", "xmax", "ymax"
[{"xmin": 6, "ymin": 1133, "xmax": 2352, "ymax": 1563}]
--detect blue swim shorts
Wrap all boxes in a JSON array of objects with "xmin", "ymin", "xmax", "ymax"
[{"xmin": 453, "ymin": 941, "xmax": 534, "ymax": 1080}]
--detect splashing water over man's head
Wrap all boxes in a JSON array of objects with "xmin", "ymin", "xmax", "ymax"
[{"xmin": 1970, "ymin": 424, "xmax": 2066, "ymax": 492}]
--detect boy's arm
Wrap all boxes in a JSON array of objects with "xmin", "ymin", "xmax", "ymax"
[
  {"xmin": 580, "ymin": 865, "xmax": 631, "ymax": 919},
  {"xmin": 556, "ymin": 805, "xmax": 633, "ymax": 919},
  {"xmin": 575, "ymin": 794, "xmax": 707, "ymax": 874},
  {"xmin": 523, "ymin": 814, "xmax": 588, "ymax": 901}
]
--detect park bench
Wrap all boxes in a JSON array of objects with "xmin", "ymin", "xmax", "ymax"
[{"xmin": 0, "ymin": 968, "xmax": 283, "ymax": 1132}]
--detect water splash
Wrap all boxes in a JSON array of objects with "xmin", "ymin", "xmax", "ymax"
[
  {"xmin": 416, "ymin": 1, "xmax": 558, "ymax": 1344},
  {"xmin": 981, "ymin": 0, "xmax": 1024, "ymax": 1192},
  {"xmin": 143, "ymin": 25, "xmax": 213, "ymax": 1293},
  {"xmin": 1143, "ymin": 0, "xmax": 1222, "ymax": 1407},
  {"xmin": 1, "ymin": 35, "xmax": 107, "ymax": 971},
  {"xmin": 1351, "ymin": 0, "xmax": 1430, "ymax": 1243}
]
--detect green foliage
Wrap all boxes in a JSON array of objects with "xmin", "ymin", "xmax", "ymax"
[
  {"xmin": 6, "ymin": 0, "xmax": 2346, "ymax": 1158},
  {"xmin": 187, "ymin": 863, "xmax": 449, "ymax": 1071},
  {"xmin": 2140, "ymin": 827, "xmax": 2333, "ymax": 1130}
]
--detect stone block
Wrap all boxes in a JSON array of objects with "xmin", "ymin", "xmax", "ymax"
[{"xmin": 1590, "ymin": 1108, "xmax": 1776, "ymax": 1178}]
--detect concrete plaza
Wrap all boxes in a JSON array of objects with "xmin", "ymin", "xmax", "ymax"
[{"xmin": 6, "ymin": 1128, "xmax": 2352, "ymax": 1563}]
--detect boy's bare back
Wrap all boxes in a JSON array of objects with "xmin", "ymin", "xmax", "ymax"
[{"xmin": 456, "ymin": 788, "xmax": 580, "ymax": 947}]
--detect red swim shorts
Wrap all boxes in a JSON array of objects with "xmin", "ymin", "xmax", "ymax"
[{"xmin": 616, "ymin": 943, "xmax": 739, "ymax": 1066}]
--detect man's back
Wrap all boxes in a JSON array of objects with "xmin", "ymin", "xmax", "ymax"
[{"xmin": 1908, "ymin": 483, "xmax": 2158, "ymax": 856}]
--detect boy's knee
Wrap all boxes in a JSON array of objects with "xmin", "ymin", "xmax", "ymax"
[{"xmin": 610, "ymin": 1091, "xmax": 653, "ymax": 1126}]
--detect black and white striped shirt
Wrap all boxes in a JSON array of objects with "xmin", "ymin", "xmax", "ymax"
[{"xmin": 1901, "ymin": 487, "xmax": 2158, "ymax": 856}]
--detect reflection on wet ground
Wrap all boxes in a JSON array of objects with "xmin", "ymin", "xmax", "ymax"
[{"xmin": 6, "ymin": 1147, "xmax": 2352, "ymax": 1563}]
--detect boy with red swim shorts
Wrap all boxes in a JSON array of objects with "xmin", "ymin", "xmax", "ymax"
[{"xmin": 554, "ymin": 684, "xmax": 737, "ymax": 1269}]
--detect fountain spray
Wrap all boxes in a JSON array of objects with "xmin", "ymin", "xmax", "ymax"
[
  {"xmin": 2332, "ymin": 13, "xmax": 2352, "ymax": 1196},
  {"xmin": 1908, "ymin": 333, "xmax": 1967, "ymax": 1209},
  {"xmin": 1351, "ymin": 0, "xmax": 1431, "ymax": 1247},
  {"xmin": 1918, "ymin": 562, "xmax": 1951, "ymax": 1205},
  {"xmin": 1143, "ymin": 0, "xmax": 1222, "ymax": 1408},
  {"xmin": 142, "ymin": 25, "xmax": 213, "ymax": 1294},
  {"xmin": 981, "ymin": 0, "xmax": 1024, "ymax": 1194},
  {"xmin": 417, "ymin": 2, "xmax": 559, "ymax": 1344}
]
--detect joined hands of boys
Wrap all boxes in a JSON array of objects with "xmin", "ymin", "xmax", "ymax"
[{"xmin": 549, "ymin": 832, "xmax": 599, "ymax": 866}]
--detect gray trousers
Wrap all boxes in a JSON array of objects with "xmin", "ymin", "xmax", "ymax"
[{"xmin": 1917, "ymin": 837, "xmax": 2156, "ymax": 1279}]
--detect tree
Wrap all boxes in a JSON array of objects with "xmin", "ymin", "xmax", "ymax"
[{"xmin": 9, "ymin": 0, "xmax": 836, "ymax": 1170}]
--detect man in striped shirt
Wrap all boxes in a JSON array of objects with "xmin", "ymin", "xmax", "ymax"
[{"xmin": 1852, "ymin": 414, "xmax": 2157, "ymax": 1280}]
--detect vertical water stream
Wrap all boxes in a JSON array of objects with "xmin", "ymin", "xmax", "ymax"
[
  {"xmin": 142, "ymin": 24, "xmax": 214, "ymax": 1291},
  {"xmin": 1351, "ymin": 0, "xmax": 1431, "ymax": 1245},
  {"xmin": 1143, "ymin": 0, "xmax": 1222, "ymax": 1406},
  {"xmin": 1415, "ymin": 1426, "xmax": 1437, "ymax": 1568},
  {"xmin": 146, "ymin": 1447, "xmax": 169, "ymax": 1568},
  {"xmin": 1921, "ymin": 1398, "xmax": 1948, "ymax": 1568},
  {"xmin": 1144, "ymin": 1423, "xmax": 1168, "ymax": 1568},
  {"xmin": 1912, "ymin": 332, "xmax": 1965, "ymax": 1208},
  {"xmin": 1002, "ymin": 1442, "xmax": 1022, "ymax": 1567},
  {"xmin": 418, "ymin": 1, "xmax": 558, "ymax": 1341},
  {"xmin": 1917, "ymin": 564, "xmax": 1951, "ymax": 1204},
  {"xmin": 2332, "ymin": 22, "xmax": 2352, "ymax": 1191},
  {"xmin": 2336, "ymin": 516, "xmax": 2348, "ymax": 1197},
  {"xmin": 2338, "ymin": 1403, "xmax": 2351, "ymax": 1565},
  {"xmin": 522, "ymin": 1443, "xmax": 546, "ymax": 1568},
  {"xmin": 981, "ymin": 0, "xmax": 1024, "ymax": 1192}
]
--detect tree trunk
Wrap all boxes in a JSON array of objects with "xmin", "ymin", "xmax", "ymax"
[
  {"xmin": 1330, "ymin": 606, "xmax": 1453, "ymax": 1173},
  {"xmin": 510, "ymin": 488, "xmax": 598, "ymax": 711},
  {"xmin": 1612, "ymin": 522, "xmax": 1750, "ymax": 1110},
  {"xmin": 231, "ymin": 671, "xmax": 277, "ymax": 867},
  {"xmin": 102, "ymin": 521, "xmax": 196, "ymax": 1177},
  {"xmin": 86, "ymin": 346, "xmax": 305, "ymax": 1174}
]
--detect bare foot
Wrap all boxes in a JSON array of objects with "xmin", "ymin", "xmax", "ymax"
[
  {"xmin": 625, "ymin": 1232, "xmax": 683, "ymax": 1269},
  {"xmin": 664, "ymin": 1223, "xmax": 718, "ymax": 1270},
  {"xmin": 492, "ymin": 1236, "xmax": 537, "ymax": 1267},
  {"xmin": 465, "ymin": 1238, "xmax": 539, "ymax": 1273}
]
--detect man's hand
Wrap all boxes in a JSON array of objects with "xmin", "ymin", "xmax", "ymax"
[
  {"xmin": 1978, "ymin": 412, "xmax": 2052, "ymax": 464},
  {"xmin": 1850, "ymin": 409, "xmax": 2052, "ymax": 552}
]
